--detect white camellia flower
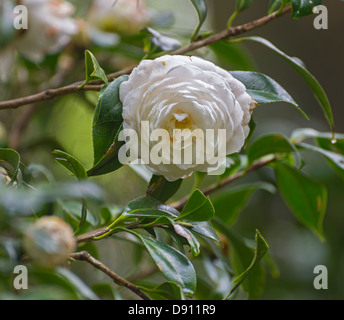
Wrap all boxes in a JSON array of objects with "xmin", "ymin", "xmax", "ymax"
[
  {"xmin": 14, "ymin": 0, "xmax": 78, "ymax": 63},
  {"xmin": 119, "ymin": 55, "xmax": 256, "ymax": 181},
  {"xmin": 87, "ymin": 0, "xmax": 152, "ymax": 35}
]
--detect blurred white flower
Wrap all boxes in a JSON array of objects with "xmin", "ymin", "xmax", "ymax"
[
  {"xmin": 87, "ymin": 0, "xmax": 152, "ymax": 35},
  {"xmin": 24, "ymin": 216, "xmax": 76, "ymax": 268},
  {"xmin": 14, "ymin": 0, "xmax": 78, "ymax": 63}
]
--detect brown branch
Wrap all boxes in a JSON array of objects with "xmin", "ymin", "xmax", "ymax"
[
  {"xmin": 0, "ymin": 6, "xmax": 291, "ymax": 110},
  {"xmin": 70, "ymin": 250, "xmax": 151, "ymax": 300}
]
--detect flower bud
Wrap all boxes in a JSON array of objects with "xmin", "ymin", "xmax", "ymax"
[{"xmin": 23, "ymin": 216, "xmax": 76, "ymax": 268}]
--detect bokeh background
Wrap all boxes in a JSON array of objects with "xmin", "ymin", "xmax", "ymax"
[{"xmin": 0, "ymin": 0, "xmax": 343, "ymax": 299}]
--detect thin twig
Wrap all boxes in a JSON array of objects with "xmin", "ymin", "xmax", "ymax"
[
  {"xmin": 70, "ymin": 250, "xmax": 151, "ymax": 300},
  {"xmin": 0, "ymin": 6, "xmax": 291, "ymax": 110}
]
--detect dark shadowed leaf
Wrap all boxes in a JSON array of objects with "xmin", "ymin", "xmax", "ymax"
[
  {"xmin": 247, "ymin": 133, "xmax": 299, "ymax": 164},
  {"xmin": 274, "ymin": 162, "xmax": 327, "ymax": 239},
  {"xmin": 292, "ymin": 0, "xmax": 322, "ymax": 18},
  {"xmin": 227, "ymin": 230, "xmax": 269, "ymax": 299},
  {"xmin": 124, "ymin": 229, "xmax": 197, "ymax": 296},
  {"xmin": 146, "ymin": 175, "xmax": 183, "ymax": 203},
  {"xmin": 213, "ymin": 182, "xmax": 276, "ymax": 225},
  {"xmin": 88, "ymin": 75, "xmax": 128, "ymax": 176}
]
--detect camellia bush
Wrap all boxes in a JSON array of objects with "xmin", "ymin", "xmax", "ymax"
[{"xmin": 0, "ymin": 0, "xmax": 343, "ymax": 300}]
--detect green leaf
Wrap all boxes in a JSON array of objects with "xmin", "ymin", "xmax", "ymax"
[
  {"xmin": 140, "ymin": 282, "xmax": 185, "ymax": 300},
  {"xmin": 212, "ymin": 220, "xmax": 268, "ymax": 300},
  {"xmin": 79, "ymin": 50, "xmax": 108, "ymax": 88},
  {"xmin": 274, "ymin": 162, "xmax": 327, "ymax": 239},
  {"xmin": 124, "ymin": 229, "xmax": 197, "ymax": 296},
  {"xmin": 177, "ymin": 189, "xmax": 215, "ymax": 222},
  {"xmin": 190, "ymin": 0, "xmax": 207, "ymax": 41},
  {"xmin": 53, "ymin": 150, "xmax": 87, "ymax": 180},
  {"xmin": 122, "ymin": 196, "xmax": 179, "ymax": 219},
  {"xmin": 232, "ymin": 36, "xmax": 335, "ymax": 135},
  {"xmin": 227, "ymin": 230, "xmax": 269, "ymax": 299},
  {"xmin": 190, "ymin": 221, "xmax": 221, "ymax": 243},
  {"xmin": 213, "ymin": 182, "xmax": 276, "ymax": 225},
  {"xmin": 291, "ymin": 128, "xmax": 344, "ymax": 144},
  {"xmin": 0, "ymin": 148, "xmax": 20, "ymax": 185},
  {"xmin": 88, "ymin": 75, "xmax": 128, "ymax": 176},
  {"xmin": 247, "ymin": 133, "xmax": 299, "ymax": 164},
  {"xmin": 268, "ymin": 0, "xmax": 282, "ymax": 13},
  {"xmin": 236, "ymin": 0, "xmax": 252, "ymax": 12},
  {"xmin": 173, "ymin": 224, "xmax": 200, "ymax": 256},
  {"xmin": 230, "ymin": 71, "xmax": 308, "ymax": 119},
  {"xmin": 296, "ymin": 142, "xmax": 344, "ymax": 177},
  {"xmin": 268, "ymin": 0, "xmax": 291, "ymax": 14},
  {"xmin": 146, "ymin": 175, "xmax": 183, "ymax": 203},
  {"xmin": 292, "ymin": 0, "xmax": 322, "ymax": 18}
]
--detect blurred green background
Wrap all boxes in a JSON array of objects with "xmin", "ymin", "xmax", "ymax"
[{"xmin": 1, "ymin": 0, "xmax": 343, "ymax": 299}]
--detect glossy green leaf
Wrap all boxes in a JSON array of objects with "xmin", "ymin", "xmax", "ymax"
[
  {"xmin": 297, "ymin": 142, "xmax": 344, "ymax": 179},
  {"xmin": 232, "ymin": 36, "xmax": 334, "ymax": 135},
  {"xmin": 173, "ymin": 224, "xmax": 200, "ymax": 256},
  {"xmin": 213, "ymin": 219, "xmax": 268, "ymax": 299},
  {"xmin": 292, "ymin": 0, "xmax": 322, "ymax": 18},
  {"xmin": 0, "ymin": 148, "xmax": 20, "ymax": 185},
  {"xmin": 190, "ymin": 0, "xmax": 207, "ymax": 41},
  {"xmin": 146, "ymin": 175, "xmax": 183, "ymax": 203},
  {"xmin": 230, "ymin": 71, "xmax": 308, "ymax": 119},
  {"xmin": 88, "ymin": 75, "xmax": 128, "ymax": 176},
  {"xmin": 274, "ymin": 162, "xmax": 327, "ymax": 238},
  {"xmin": 213, "ymin": 182, "xmax": 276, "ymax": 225},
  {"xmin": 124, "ymin": 229, "xmax": 197, "ymax": 296},
  {"xmin": 122, "ymin": 196, "xmax": 179, "ymax": 219},
  {"xmin": 190, "ymin": 221, "xmax": 221, "ymax": 243},
  {"xmin": 291, "ymin": 128, "xmax": 344, "ymax": 144},
  {"xmin": 79, "ymin": 50, "xmax": 108, "ymax": 88},
  {"xmin": 53, "ymin": 150, "xmax": 87, "ymax": 180},
  {"xmin": 177, "ymin": 189, "xmax": 215, "ymax": 222},
  {"xmin": 227, "ymin": 230, "xmax": 269, "ymax": 299},
  {"xmin": 298, "ymin": 142, "xmax": 344, "ymax": 170},
  {"xmin": 247, "ymin": 133, "xmax": 299, "ymax": 164}
]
